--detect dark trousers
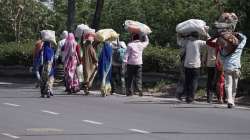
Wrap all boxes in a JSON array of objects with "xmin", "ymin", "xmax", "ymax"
[
  {"xmin": 206, "ymin": 67, "xmax": 216, "ymax": 102},
  {"xmin": 111, "ymin": 65, "xmax": 122, "ymax": 93},
  {"xmin": 126, "ymin": 64, "xmax": 142, "ymax": 95},
  {"xmin": 184, "ymin": 68, "xmax": 200, "ymax": 102}
]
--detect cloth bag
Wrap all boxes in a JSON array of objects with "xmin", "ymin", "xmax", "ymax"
[
  {"xmin": 124, "ymin": 20, "xmax": 152, "ymax": 35},
  {"xmin": 96, "ymin": 29, "xmax": 119, "ymax": 42},
  {"xmin": 214, "ymin": 12, "xmax": 238, "ymax": 31}
]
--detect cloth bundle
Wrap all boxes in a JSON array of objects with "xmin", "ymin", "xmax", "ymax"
[
  {"xmin": 218, "ymin": 32, "xmax": 239, "ymax": 56},
  {"xmin": 96, "ymin": 29, "xmax": 119, "ymax": 42},
  {"xmin": 214, "ymin": 12, "xmax": 238, "ymax": 32},
  {"xmin": 41, "ymin": 30, "xmax": 56, "ymax": 45},
  {"xmin": 75, "ymin": 24, "xmax": 91, "ymax": 39},
  {"xmin": 176, "ymin": 19, "xmax": 208, "ymax": 36},
  {"xmin": 83, "ymin": 28, "xmax": 96, "ymax": 42},
  {"xmin": 124, "ymin": 20, "xmax": 152, "ymax": 35}
]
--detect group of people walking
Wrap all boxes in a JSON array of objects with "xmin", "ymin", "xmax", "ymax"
[
  {"xmin": 33, "ymin": 25, "xmax": 149, "ymax": 98},
  {"xmin": 176, "ymin": 13, "xmax": 247, "ymax": 109},
  {"xmin": 32, "ymin": 13, "xmax": 247, "ymax": 109}
]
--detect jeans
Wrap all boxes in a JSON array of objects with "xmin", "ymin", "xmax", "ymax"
[
  {"xmin": 224, "ymin": 69, "xmax": 241, "ymax": 106},
  {"xmin": 184, "ymin": 68, "xmax": 200, "ymax": 102},
  {"xmin": 207, "ymin": 67, "xmax": 216, "ymax": 102},
  {"xmin": 126, "ymin": 64, "xmax": 142, "ymax": 95},
  {"xmin": 111, "ymin": 65, "xmax": 122, "ymax": 94}
]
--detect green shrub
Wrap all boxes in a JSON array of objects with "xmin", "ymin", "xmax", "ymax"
[
  {"xmin": 0, "ymin": 41, "xmax": 33, "ymax": 66},
  {"xmin": 0, "ymin": 42, "xmax": 249, "ymax": 82},
  {"xmin": 241, "ymin": 48, "xmax": 250, "ymax": 80},
  {"xmin": 143, "ymin": 45, "xmax": 180, "ymax": 73},
  {"xmin": 143, "ymin": 46, "xmax": 250, "ymax": 79}
]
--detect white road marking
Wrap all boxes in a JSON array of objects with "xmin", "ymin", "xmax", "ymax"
[
  {"xmin": 41, "ymin": 110, "xmax": 60, "ymax": 115},
  {"xmin": 82, "ymin": 120, "xmax": 103, "ymax": 125},
  {"xmin": 26, "ymin": 128, "xmax": 64, "ymax": 132},
  {"xmin": 129, "ymin": 129, "xmax": 150, "ymax": 134},
  {"xmin": 1, "ymin": 133, "xmax": 20, "ymax": 139},
  {"xmin": 3, "ymin": 103, "xmax": 20, "ymax": 107},
  {"xmin": 0, "ymin": 82, "xmax": 13, "ymax": 85}
]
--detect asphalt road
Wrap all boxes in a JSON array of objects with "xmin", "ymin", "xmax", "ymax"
[{"xmin": 0, "ymin": 80, "xmax": 250, "ymax": 140}]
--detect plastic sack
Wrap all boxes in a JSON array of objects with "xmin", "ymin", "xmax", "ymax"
[
  {"xmin": 96, "ymin": 29, "xmax": 119, "ymax": 42},
  {"xmin": 77, "ymin": 64, "xmax": 84, "ymax": 83},
  {"xmin": 40, "ymin": 30, "xmax": 56, "ymax": 45},
  {"xmin": 75, "ymin": 24, "xmax": 90, "ymax": 38},
  {"xmin": 176, "ymin": 19, "xmax": 207, "ymax": 36},
  {"xmin": 124, "ymin": 20, "xmax": 152, "ymax": 35}
]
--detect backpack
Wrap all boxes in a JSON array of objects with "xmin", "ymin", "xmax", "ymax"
[{"xmin": 112, "ymin": 41, "xmax": 126, "ymax": 64}]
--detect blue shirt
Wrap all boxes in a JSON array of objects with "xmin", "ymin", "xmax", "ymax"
[{"xmin": 221, "ymin": 33, "xmax": 247, "ymax": 71}]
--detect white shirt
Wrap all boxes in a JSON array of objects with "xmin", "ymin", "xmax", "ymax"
[
  {"xmin": 123, "ymin": 36, "xmax": 149, "ymax": 65},
  {"xmin": 55, "ymin": 39, "xmax": 66, "ymax": 61},
  {"xmin": 178, "ymin": 37, "xmax": 206, "ymax": 68}
]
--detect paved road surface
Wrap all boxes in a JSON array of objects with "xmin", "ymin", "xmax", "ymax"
[{"xmin": 0, "ymin": 81, "xmax": 250, "ymax": 140}]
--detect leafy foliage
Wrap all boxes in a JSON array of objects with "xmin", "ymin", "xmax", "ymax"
[
  {"xmin": 143, "ymin": 46, "xmax": 180, "ymax": 72},
  {"xmin": 100, "ymin": 0, "xmax": 219, "ymax": 46},
  {"xmin": 0, "ymin": 41, "xmax": 33, "ymax": 66},
  {"xmin": 0, "ymin": 0, "xmax": 56, "ymax": 42}
]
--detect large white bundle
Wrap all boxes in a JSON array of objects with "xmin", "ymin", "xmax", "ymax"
[
  {"xmin": 176, "ymin": 19, "xmax": 207, "ymax": 36},
  {"xmin": 40, "ymin": 30, "xmax": 56, "ymax": 44},
  {"xmin": 75, "ymin": 24, "xmax": 90, "ymax": 38},
  {"xmin": 124, "ymin": 20, "xmax": 152, "ymax": 35},
  {"xmin": 96, "ymin": 29, "xmax": 119, "ymax": 42}
]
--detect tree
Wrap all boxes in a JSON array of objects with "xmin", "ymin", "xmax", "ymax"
[
  {"xmin": 0, "ymin": 0, "xmax": 55, "ymax": 43},
  {"xmin": 91, "ymin": 0, "xmax": 104, "ymax": 30},
  {"xmin": 67, "ymin": 0, "xmax": 76, "ymax": 32}
]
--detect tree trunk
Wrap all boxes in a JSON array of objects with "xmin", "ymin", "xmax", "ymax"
[
  {"xmin": 214, "ymin": 0, "xmax": 224, "ymax": 13},
  {"xmin": 91, "ymin": 0, "xmax": 104, "ymax": 30},
  {"xmin": 67, "ymin": 0, "xmax": 76, "ymax": 32}
]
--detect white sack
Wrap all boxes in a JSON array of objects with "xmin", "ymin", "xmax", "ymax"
[
  {"xmin": 41, "ymin": 30, "xmax": 56, "ymax": 44},
  {"xmin": 75, "ymin": 24, "xmax": 90, "ymax": 38},
  {"xmin": 176, "ymin": 19, "xmax": 207, "ymax": 36}
]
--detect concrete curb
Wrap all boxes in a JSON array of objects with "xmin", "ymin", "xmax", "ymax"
[{"xmin": 0, "ymin": 65, "xmax": 33, "ymax": 78}]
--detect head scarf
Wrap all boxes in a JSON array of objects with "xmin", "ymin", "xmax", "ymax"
[
  {"xmin": 98, "ymin": 42, "xmax": 113, "ymax": 81},
  {"xmin": 64, "ymin": 33, "xmax": 77, "ymax": 59}
]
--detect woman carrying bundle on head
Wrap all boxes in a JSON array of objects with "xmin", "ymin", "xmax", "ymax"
[
  {"xmin": 63, "ymin": 33, "xmax": 81, "ymax": 94},
  {"xmin": 96, "ymin": 29, "xmax": 119, "ymax": 97},
  {"xmin": 39, "ymin": 30, "xmax": 57, "ymax": 98},
  {"xmin": 81, "ymin": 31, "xmax": 98, "ymax": 95}
]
